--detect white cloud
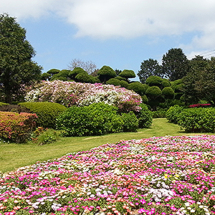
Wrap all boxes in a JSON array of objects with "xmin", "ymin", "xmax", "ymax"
[{"xmin": 1, "ymin": 0, "xmax": 215, "ymax": 53}]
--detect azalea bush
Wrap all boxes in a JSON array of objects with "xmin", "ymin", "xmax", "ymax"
[
  {"xmin": 0, "ymin": 112, "xmax": 37, "ymax": 143},
  {"xmin": 0, "ymin": 135, "xmax": 215, "ymax": 214},
  {"xmin": 24, "ymin": 80, "xmax": 142, "ymax": 112}
]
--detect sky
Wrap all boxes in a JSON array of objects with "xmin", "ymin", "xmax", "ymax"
[{"xmin": 1, "ymin": 0, "xmax": 215, "ymax": 81}]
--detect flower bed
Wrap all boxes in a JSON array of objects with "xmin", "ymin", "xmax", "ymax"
[
  {"xmin": 24, "ymin": 81, "xmax": 142, "ymax": 112},
  {"xmin": 0, "ymin": 135, "xmax": 215, "ymax": 214}
]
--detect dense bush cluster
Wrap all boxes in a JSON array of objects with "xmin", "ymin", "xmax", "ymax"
[
  {"xmin": 56, "ymin": 102, "xmax": 152, "ymax": 136},
  {"xmin": 167, "ymin": 106, "xmax": 215, "ymax": 133},
  {"xmin": 19, "ymin": 102, "xmax": 67, "ymax": 128}
]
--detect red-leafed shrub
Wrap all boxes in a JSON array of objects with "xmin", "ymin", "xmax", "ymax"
[
  {"xmin": 189, "ymin": 103, "xmax": 211, "ymax": 108},
  {"xmin": 0, "ymin": 112, "xmax": 38, "ymax": 143}
]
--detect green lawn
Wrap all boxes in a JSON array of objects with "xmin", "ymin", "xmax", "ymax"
[{"xmin": 0, "ymin": 118, "xmax": 212, "ymax": 173}]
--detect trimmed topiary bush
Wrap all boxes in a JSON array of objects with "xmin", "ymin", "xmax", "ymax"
[
  {"xmin": 106, "ymin": 78, "xmax": 121, "ymax": 86},
  {"xmin": 69, "ymin": 67, "xmax": 87, "ymax": 80},
  {"xmin": 120, "ymin": 80, "xmax": 129, "ymax": 88},
  {"xmin": 128, "ymin": 82, "xmax": 148, "ymax": 95},
  {"xmin": 162, "ymin": 87, "xmax": 175, "ymax": 99},
  {"xmin": 162, "ymin": 79, "xmax": 171, "ymax": 88},
  {"xmin": 141, "ymin": 95, "xmax": 148, "ymax": 104},
  {"xmin": 19, "ymin": 102, "xmax": 67, "ymax": 128},
  {"xmin": 56, "ymin": 103, "xmax": 123, "ymax": 136},
  {"xmin": 145, "ymin": 86, "xmax": 162, "ymax": 99},
  {"xmin": 135, "ymin": 103, "xmax": 152, "ymax": 128},
  {"xmin": 121, "ymin": 111, "xmax": 139, "ymax": 132},
  {"xmin": 98, "ymin": 65, "xmax": 116, "ymax": 83},
  {"xmin": 0, "ymin": 102, "xmax": 9, "ymax": 107},
  {"xmin": 119, "ymin": 70, "xmax": 136, "ymax": 81},
  {"xmin": 146, "ymin": 76, "xmax": 163, "ymax": 87}
]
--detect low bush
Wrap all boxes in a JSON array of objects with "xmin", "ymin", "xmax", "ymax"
[
  {"xmin": 0, "ymin": 112, "xmax": 37, "ymax": 143},
  {"xmin": 56, "ymin": 103, "xmax": 123, "ymax": 136},
  {"xmin": 177, "ymin": 108, "xmax": 215, "ymax": 132},
  {"xmin": 152, "ymin": 110, "xmax": 166, "ymax": 118},
  {"xmin": 31, "ymin": 127, "xmax": 60, "ymax": 145},
  {"xmin": 0, "ymin": 102, "xmax": 8, "ymax": 107},
  {"xmin": 135, "ymin": 103, "xmax": 152, "ymax": 128},
  {"xmin": 121, "ymin": 111, "xmax": 139, "ymax": 132},
  {"xmin": 0, "ymin": 104, "xmax": 31, "ymax": 113},
  {"xmin": 19, "ymin": 102, "xmax": 67, "ymax": 128},
  {"xmin": 166, "ymin": 105, "xmax": 184, "ymax": 124},
  {"xmin": 128, "ymin": 82, "xmax": 148, "ymax": 95}
]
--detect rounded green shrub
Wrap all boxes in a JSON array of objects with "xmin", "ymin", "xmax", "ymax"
[
  {"xmin": 98, "ymin": 66, "xmax": 116, "ymax": 83},
  {"xmin": 75, "ymin": 73, "xmax": 93, "ymax": 83},
  {"xmin": 145, "ymin": 86, "xmax": 162, "ymax": 99},
  {"xmin": 69, "ymin": 67, "xmax": 87, "ymax": 79},
  {"xmin": 146, "ymin": 76, "xmax": 163, "ymax": 87},
  {"xmin": 128, "ymin": 82, "xmax": 148, "ymax": 95},
  {"xmin": 120, "ymin": 80, "xmax": 129, "ymax": 88},
  {"xmin": 115, "ymin": 76, "xmax": 126, "ymax": 81},
  {"xmin": 141, "ymin": 95, "xmax": 148, "ymax": 104},
  {"xmin": 0, "ymin": 102, "xmax": 9, "ymax": 107},
  {"xmin": 162, "ymin": 79, "xmax": 171, "ymax": 88},
  {"xmin": 0, "ymin": 104, "xmax": 31, "ymax": 113},
  {"xmin": 162, "ymin": 87, "xmax": 175, "ymax": 99},
  {"xmin": 135, "ymin": 103, "xmax": 152, "ymax": 128},
  {"xmin": 106, "ymin": 78, "xmax": 121, "ymax": 86},
  {"xmin": 121, "ymin": 111, "xmax": 138, "ymax": 132},
  {"xmin": 56, "ymin": 103, "xmax": 123, "ymax": 136},
  {"xmin": 19, "ymin": 102, "xmax": 67, "ymax": 128},
  {"xmin": 119, "ymin": 70, "xmax": 136, "ymax": 79}
]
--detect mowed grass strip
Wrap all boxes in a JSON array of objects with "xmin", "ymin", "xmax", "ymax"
[{"xmin": 0, "ymin": 118, "xmax": 212, "ymax": 173}]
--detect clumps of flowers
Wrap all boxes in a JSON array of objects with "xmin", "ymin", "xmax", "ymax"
[
  {"xmin": 24, "ymin": 80, "xmax": 142, "ymax": 112},
  {"xmin": 189, "ymin": 103, "xmax": 211, "ymax": 108},
  {"xmin": 0, "ymin": 135, "xmax": 215, "ymax": 214}
]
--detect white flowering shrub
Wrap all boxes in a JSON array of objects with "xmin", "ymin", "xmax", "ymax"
[{"xmin": 25, "ymin": 81, "xmax": 142, "ymax": 112}]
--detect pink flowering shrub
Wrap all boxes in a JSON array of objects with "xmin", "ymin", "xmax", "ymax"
[
  {"xmin": 25, "ymin": 81, "xmax": 142, "ymax": 112},
  {"xmin": 0, "ymin": 112, "xmax": 37, "ymax": 143}
]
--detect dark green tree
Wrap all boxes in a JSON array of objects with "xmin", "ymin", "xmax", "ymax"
[
  {"xmin": 138, "ymin": 59, "xmax": 163, "ymax": 83},
  {"xmin": 98, "ymin": 65, "xmax": 116, "ymax": 83},
  {"xmin": 41, "ymin": 72, "xmax": 51, "ymax": 81},
  {"xmin": 0, "ymin": 14, "xmax": 42, "ymax": 103},
  {"xmin": 47, "ymin": 69, "xmax": 60, "ymax": 77},
  {"xmin": 162, "ymin": 48, "xmax": 189, "ymax": 81}
]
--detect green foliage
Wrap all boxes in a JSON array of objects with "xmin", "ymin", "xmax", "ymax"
[
  {"xmin": 50, "ymin": 70, "xmax": 71, "ymax": 81},
  {"xmin": 135, "ymin": 103, "xmax": 152, "ymax": 128},
  {"xmin": 120, "ymin": 80, "xmax": 129, "ymax": 88},
  {"xmin": 19, "ymin": 102, "xmax": 67, "ymax": 128},
  {"xmin": 166, "ymin": 105, "xmax": 184, "ymax": 124},
  {"xmin": 152, "ymin": 110, "xmax": 166, "ymax": 118},
  {"xmin": 119, "ymin": 69, "xmax": 136, "ymax": 80},
  {"xmin": 0, "ymin": 102, "xmax": 8, "ymax": 107},
  {"xmin": 0, "ymin": 112, "xmax": 37, "ymax": 143},
  {"xmin": 162, "ymin": 87, "xmax": 175, "ymax": 99},
  {"xmin": 115, "ymin": 76, "xmax": 126, "ymax": 81},
  {"xmin": 162, "ymin": 48, "xmax": 190, "ymax": 81},
  {"xmin": 121, "ymin": 111, "xmax": 138, "ymax": 132},
  {"xmin": 47, "ymin": 69, "xmax": 60, "ymax": 76},
  {"xmin": 56, "ymin": 103, "xmax": 123, "ymax": 136},
  {"xmin": 146, "ymin": 76, "xmax": 163, "ymax": 87},
  {"xmin": 145, "ymin": 86, "xmax": 162, "ymax": 98},
  {"xmin": 98, "ymin": 65, "xmax": 116, "ymax": 83},
  {"xmin": 141, "ymin": 95, "xmax": 148, "ymax": 104},
  {"xmin": 41, "ymin": 72, "xmax": 51, "ymax": 81},
  {"xmin": 0, "ymin": 104, "xmax": 31, "ymax": 113},
  {"xmin": 69, "ymin": 67, "xmax": 86, "ymax": 79},
  {"xmin": 128, "ymin": 82, "xmax": 148, "ymax": 95},
  {"xmin": 0, "ymin": 14, "xmax": 42, "ymax": 103},
  {"xmin": 177, "ymin": 108, "xmax": 215, "ymax": 132},
  {"xmin": 162, "ymin": 79, "xmax": 171, "ymax": 87},
  {"xmin": 31, "ymin": 127, "xmax": 59, "ymax": 145},
  {"xmin": 75, "ymin": 72, "xmax": 94, "ymax": 83},
  {"xmin": 106, "ymin": 78, "xmax": 121, "ymax": 86},
  {"xmin": 138, "ymin": 59, "xmax": 163, "ymax": 83}
]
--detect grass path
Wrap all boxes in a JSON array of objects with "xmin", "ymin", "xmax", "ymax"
[{"xmin": 0, "ymin": 118, "xmax": 212, "ymax": 173}]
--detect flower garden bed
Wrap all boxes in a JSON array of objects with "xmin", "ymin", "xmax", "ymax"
[{"xmin": 0, "ymin": 135, "xmax": 215, "ymax": 214}]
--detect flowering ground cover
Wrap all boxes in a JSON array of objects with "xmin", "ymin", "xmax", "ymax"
[{"xmin": 0, "ymin": 135, "xmax": 215, "ymax": 215}]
